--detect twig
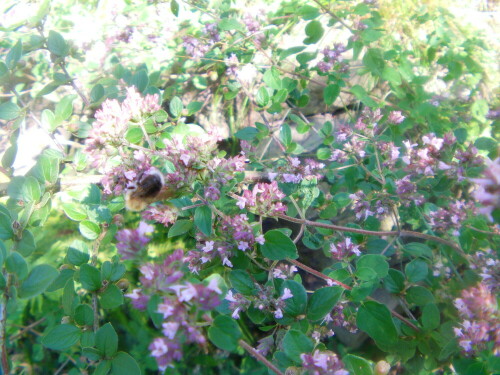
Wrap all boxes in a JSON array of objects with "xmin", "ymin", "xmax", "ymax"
[
  {"xmin": 59, "ymin": 64, "xmax": 90, "ymax": 107},
  {"xmin": 311, "ymin": 0, "xmax": 355, "ymax": 33},
  {"xmin": 10, "ymin": 318, "xmax": 46, "ymax": 341},
  {"xmin": 239, "ymin": 340, "xmax": 284, "ymax": 375},
  {"xmin": 276, "ymin": 214, "xmax": 465, "ymax": 257},
  {"xmin": 287, "ymin": 258, "xmax": 420, "ymax": 331}
]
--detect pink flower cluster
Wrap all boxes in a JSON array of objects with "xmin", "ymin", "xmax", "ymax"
[
  {"xmin": 115, "ymin": 221, "xmax": 153, "ymax": 260},
  {"xmin": 428, "ymin": 200, "xmax": 476, "ymax": 235},
  {"xmin": 453, "ymin": 283, "xmax": 500, "ymax": 356},
  {"xmin": 317, "ymin": 44, "xmax": 347, "ymax": 73},
  {"xmin": 236, "ymin": 181, "xmax": 287, "ymax": 216},
  {"xmin": 300, "ymin": 350, "xmax": 349, "ymax": 375},
  {"xmin": 330, "ymin": 237, "xmax": 362, "ymax": 260},
  {"xmin": 471, "ymin": 157, "xmax": 500, "ymax": 221},
  {"xmin": 225, "ymin": 286, "xmax": 294, "ymax": 320},
  {"xmin": 325, "ymin": 302, "xmax": 358, "ymax": 333},
  {"xmin": 125, "ymin": 249, "xmax": 223, "ymax": 370},
  {"xmin": 85, "ymin": 87, "xmax": 160, "ymax": 169},
  {"xmin": 184, "ymin": 214, "xmax": 265, "ymax": 273}
]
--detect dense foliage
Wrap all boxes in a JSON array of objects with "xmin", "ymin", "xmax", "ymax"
[{"xmin": 0, "ymin": 0, "xmax": 499, "ymax": 374}]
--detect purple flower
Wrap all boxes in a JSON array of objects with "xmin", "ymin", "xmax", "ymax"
[
  {"xmin": 330, "ymin": 237, "xmax": 362, "ymax": 260},
  {"xmin": 387, "ymin": 111, "xmax": 405, "ymax": 124},
  {"xmin": 116, "ymin": 221, "xmax": 153, "ymax": 260}
]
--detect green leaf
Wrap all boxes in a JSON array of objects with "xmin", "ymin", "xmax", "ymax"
[
  {"xmin": 63, "ymin": 203, "xmax": 87, "ymax": 221},
  {"xmin": 96, "ymin": 323, "xmax": 118, "ymax": 357},
  {"xmin": 279, "ymin": 46, "xmax": 306, "ymax": 60},
  {"xmin": 405, "ymin": 259, "xmax": 428, "ymax": 283},
  {"xmin": 41, "ymin": 109, "xmax": 58, "ymax": 131},
  {"xmin": 402, "ymin": 243, "xmax": 433, "ymax": 258},
  {"xmin": 79, "ymin": 220, "xmax": 101, "ymax": 240},
  {"xmin": 111, "ymin": 352, "xmax": 141, "ymax": 375},
  {"xmin": 131, "ymin": 70, "xmax": 149, "ymax": 92},
  {"xmin": 99, "ymin": 284, "xmax": 124, "ymax": 309},
  {"xmin": 62, "ymin": 279, "xmax": 76, "ymax": 315},
  {"xmin": 474, "ymin": 137, "xmax": 497, "ymax": 152},
  {"xmin": 280, "ymin": 123, "xmax": 292, "ymax": 146},
  {"xmin": 170, "ymin": 0, "xmax": 179, "ymax": 16},
  {"xmin": 307, "ymin": 286, "xmax": 343, "ymax": 321},
  {"xmin": 187, "ymin": 101, "xmax": 203, "ymax": 115},
  {"xmin": 0, "ymin": 101, "xmax": 21, "ymax": 121},
  {"xmin": 406, "ymin": 286, "xmax": 434, "ymax": 306},
  {"xmin": 80, "ymin": 264, "xmax": 102, "ymax": 291},
  {"xmin": 421, "ymin": 303, "xmax": 440, "ymax": 331},
  {"xmin": 282, "ymin": 329, "xmax": 313, "ymax": 363},
  {"xmin": 363, "ymin": 48, "xmax": 385, "ymax": 75},
  {"xmin": 67, "ymin": 240, "xmax": 90, "ymax": 266},
  {"xmin": 208, "ymin": 315, "xmax": 242, "ymax": 352},
  {"xmin": 382, "ymin": 66, "xmax": 402, "ymax": 85},
  {"xmin": 383, "ymin": 269, "xmax": 405, "ymax": 293},
  {"xmin": 42, "ymin": 324, "xmax": 81, "ymax": 350},
  {"xmin": 350, "ymin": 85, "xmax": 377, "ymax": 107},
  {"xmin": 6, "ymin": 40, "xmax": 23, "ymax": 70},
  {"xmin": 298, "ymin": 5, "xmax": 320, "ymax": 20},
  {"xmin": 260, "ymin": 230, "xmax": 298, "ymax": 260},
  {"xmin": 235, "ymin": 127, "xmax": 259, "ymax": 141},
  {"xmin": 229, "ymin": 270, "xmax": 256, "ymax": 295},
  {"xmin": 356, "ymin": 255, "xmax": 389, "ymax": 278},
  {"xmin": 38, "ymin": 81, "xmax": 66, "ymax": 98},
  {"xmin": 356, "ymin": 301, "xmax": 398, "ymax": 346},
  {"xmin": 218, "ymin": 18, "xmax": 245, "ymax": 32},
  {"xmin": 303, "ymin": 20, "xmax": 324, "ymax": 45},
  {"xmin": 19, "ymin": 265, "xmax": 58, "ymax": 298},
  {"xmin": 194, "ymin": 205, "xmax": 212, "ymax": 236},
  {"xmin": 281, "ymin": 280, "xmax": 307, "ymax": 317},
  {"xmin": 34, "ymin": 154, "xmax": 59, "ymax": 184},
  {"xmin": 125, "ymin": 127, "xmax": 143, "ymax": 144},
  {"xmin": 324, "ymin": 84, "xmax": 340, "ymax": 105},
  {"xmin": 95, "ymin": 360, "xmax": 111, "ymax": 375},
  {"xmin": 169, "ymin": 96, "xmax": 183, "ymax": 118},
  {"xmin": 256, "ymin": 87, "xmax": 270, "ymax": 107},
  {"xmin": 316, "ymin": 147, "xmax": 331, "ymax": 160},
  {"xmin": 2, "ymin": 144, "xmax": 17, "ymax": 168},
  {"xmin": 0, "ymin": 212, "xmax": 13, "ymax": 240},
  {"xmin": 21, "ymin": 176, "xmax": 41, "ymax": 202},
  {"xmin": 6, "ymin": 252, "xmax": 28, "ymax": 280},
  {"xmin": 101, "ymin": 261, "xmax": 125, "ymax": 282},
  {"xmin": 263, "ymin": 68, "xmax": 282, "ymax": 90},
  {"xmin": 17, "ymin": 229, "xmax": 36, "ymax": 257},
  {"xmin": 344, "ymin": 354, "xmax": 374, "ymax": 375},
  {"xmin": 90, "ymin": 84, "xmax": 105, "ymax": 103},
  {"xmin": 47, "ymin": 269, "xmax": 74, "ymax": 293},
  {"xmin": 471, "ymin": 99, "xmax": 488, "ymax": 122},
  {"xmin": 55, "ymin": 94, "xmax": 76, "ymax": 121},
  {"xmin": 296, "ymin": 52, "xmax": 317, "ymax": 65},
  {"xmin": 47, "ymin": 30, "xmax": 69, "ymax": 56},
  {"xmin": 168, "ymin": 219, "xmax": 193, "ymax": 238},
  {"xmin": 74, "ymin": 304, "xmax": 94, "ymax": 326}
]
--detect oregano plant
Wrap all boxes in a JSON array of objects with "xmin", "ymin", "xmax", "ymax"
[{"xmin": 0, "ymin": 0, "xmax": 498, "ymax": 374}]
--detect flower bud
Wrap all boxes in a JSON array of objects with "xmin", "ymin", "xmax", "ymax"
[{"xmin": 375, "ymin": 360, "xmax": 391, "ymax": 375}]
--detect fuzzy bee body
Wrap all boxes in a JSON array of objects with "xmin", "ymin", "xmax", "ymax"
[{"xmin": 125, "ymin": 168, "xmax": 166, "ymax": 211}]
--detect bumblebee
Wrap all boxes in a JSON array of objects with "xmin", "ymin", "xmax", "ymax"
[{"xmin": 124, "ymin": 168, "xmax": 169, "ymax": 211}]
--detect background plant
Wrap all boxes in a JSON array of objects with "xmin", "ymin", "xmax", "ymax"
[{"xmin": 0, "ymin": 0, "xmax": 498, "ymax": 374}]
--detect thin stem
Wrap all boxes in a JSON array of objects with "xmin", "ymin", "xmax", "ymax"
[
  {"xmin": 10, "ymin": 318, "xmax": 46, "ymax": 341},
  {"xmin": 276, "ymin": 214, "xmax": 465, "ymax": 257},
  {"xmin": 59, "ymin": 63, "xmax": 90, "ymax": 106},
  {"xmin": 0, "ymin": 273, "xmax": 10, "ymax": 374},
  {"xmin": 91, "ymin": 228, "xmax": 108, "ymax": 332},
  {"xmin": 288, "ymin": 258, "xmax": 420, "ymax": 331},
  {"xmin": 311, "ymin": 0, "xmax": 355, "ymax": 32},
  {"xmin": 239, "ymin": 340, "xmax": 284, "ymax": 375}
]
